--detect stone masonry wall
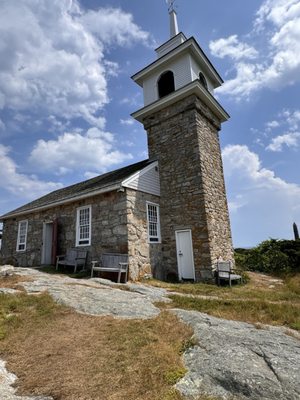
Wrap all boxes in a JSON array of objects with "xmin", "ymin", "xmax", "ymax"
[
  {"xmin": 143, "ymin": 94, "xmax": 233, "ymax": 281},
  {"xmin": 194, "ymin": 100, "xmax": 233, "ymax": 266},
  {"xmin": 1, "ymin": 191, "xmax": 128, "ymax": 268},
  {"xmin": 126, "ymin": 188, "xmax": 162, "ymax": 281}
]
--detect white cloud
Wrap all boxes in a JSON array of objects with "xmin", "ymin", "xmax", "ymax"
[
  {"xmin": 80, "ymin": 7, "xmax": 152, "ymax": 47},
  {"xmin": 120, "ymin": 93, "xmax": 142, "ymax": 107},
  {"xmin": 213, "ymin": 0, "xmax": 300, "ymax": 99},
  {"xmin": 0, "ymin": 118, "xmax": 5, "ymax": 131},
  {"xmin": 222, "ymin": 144, "xmax": 300, "ymax": 245},
  {"xmin": 266, "ymin": 131, "xmax": 300, "ymax": 151},
  {"xmin": 266, "ymin": 120, "xmax": 280, "ymax": 130},
  {"xmin": 209, "ymin": 35, "xmax": 258, "ymax": 60},
  {"xmin": 254, "ymin": 0, "xmax": 300, "ymax": 29},
  {"xmin": 282, "ymin": 109, "xmax": 300, "ymax": 130},
  {"xmin": 29, "ymin": 127, "xmax": 133, "ymax": 174},
  {"xmin": 120, "ymin": 118, "xmax": 135, "ymax": 126},
  {"xmin": 84, "ymin": 171, "xmax": 99, "ymax": 180},
  {"xmin": 0, "ymin": 144, "xmax": 62, "ymax": 199},
  {"xmin": 0, "ymin": 0, "xmax": 151, "ymax": 127}
]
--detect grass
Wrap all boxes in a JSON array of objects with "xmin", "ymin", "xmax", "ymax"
[
  {"xmin": 1, "ymin": 270, "xmax": 298, "ymax": 399},
  {"xmin": 168, "ymin": 295, "xmax": 300, "ymax": 330},
  {"xmin": 0, "ymin": 274, "xmax": 31, "ymax": 291},
  {"xmin": 0, "ymin": 291, "xmax": 61, "ymax": 340},
  {"xmin": 151, "ymin": 273, "xmax": 300, "ymax": 331},
  {"xmin": 0, "ymin": 291, "xmax": 197, "ymax": 400},
  {"xmin": 148, "ymin": 274, "xmax": 300, "ymax": 302}
]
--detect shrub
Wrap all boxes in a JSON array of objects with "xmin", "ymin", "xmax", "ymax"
[{"xmin": 235, "ymin": 239, "xmax": 300, "ymax": 275}]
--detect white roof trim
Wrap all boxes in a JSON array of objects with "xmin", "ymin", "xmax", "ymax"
[
  {"xmin": 0, "ymin": 183, "xmax": 121, "ymax": 220},
  {"xmin": 132, "ymin": 38, "xmax": 223, "ymax": 88},
  {"xmin": 131, "ymin": 80, "xmax": 229, "ymax": 123}
]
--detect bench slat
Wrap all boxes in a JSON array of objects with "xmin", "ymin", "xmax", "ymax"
[{"xmin": 91, "ymin": 253, "xmax": 128, "ymax": 283}]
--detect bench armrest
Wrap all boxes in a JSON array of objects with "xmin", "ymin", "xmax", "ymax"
[
  {"xmin": 56, "ymin": 255, "xmax": 66, "ymax": 260},
  {"xmin": 91, "ymin": 260, "xmax": 99, "ymax": 267}
]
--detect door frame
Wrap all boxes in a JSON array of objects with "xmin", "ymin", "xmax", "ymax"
[
  {"xmin": 175, "ymin": 229, "xmax": 195, "ymax": 281},
  {"xmin": 41, "ymin": 222, "xmax": 53, "ymax": 265}
]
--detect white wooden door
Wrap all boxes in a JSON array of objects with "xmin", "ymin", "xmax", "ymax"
[
  {"xmin": 175, "ymin": 230, "xmax": 195, "ymax": 280},
  {"xmin": 41, "ymin": 223, "xmax": 53, "ymax": 265}
]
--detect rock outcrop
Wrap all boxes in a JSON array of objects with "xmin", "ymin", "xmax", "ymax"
[{"xmin": 174, "ymin": 310, "xmax": 300, "ymax": 400}]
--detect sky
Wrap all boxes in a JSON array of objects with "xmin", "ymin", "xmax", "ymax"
[{"xmin": 0, "ymin": 0, "xmax": 299, "ymax": 248}]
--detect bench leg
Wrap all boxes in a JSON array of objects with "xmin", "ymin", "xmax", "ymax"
[
  {"xmin": 117, "ymin": 270, "xmax": 122, "ymax": 284},
  {"xmin": 91, "ymin": 262, "xmax": 98, "ymax": 278}
]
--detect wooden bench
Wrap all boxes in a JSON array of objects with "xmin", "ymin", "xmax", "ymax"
[
  {"xmin": 91, "ymin": 253, "xmax": 129, "ymax": 283},
  {"xmin": 216, "ymin": 261, "xmax": 242, "ymax": 287},
  {"xmin": 56, "ymin": 249, "xmax": 88, "ymax": 273}
]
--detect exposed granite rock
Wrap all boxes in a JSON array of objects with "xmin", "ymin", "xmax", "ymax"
[
  {"xmin": 174, "ymin": 309, "xmax": 300, "ymax": 400},
  {"xmin": 0, "ymin": 266, "xmax": 169, "ymax": 319},
  {"xmin": 0, "ymin": 359, "xmax": 53, "ymax": 400},
  {"xmin": 0, "ymin": 288, "xmax": 21, "ymax": 295},
  {"xmin": 0, "ymin": 265, "xmax": 14, "ymax": 276},
  {"xmin": 1, "ymin": 266, "xmax": 299, "ymax": 400}
]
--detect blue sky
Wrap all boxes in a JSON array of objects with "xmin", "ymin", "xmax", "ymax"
[{"xmin": 0, "ymin": 0, "xmax": 299, "ymax": 247}]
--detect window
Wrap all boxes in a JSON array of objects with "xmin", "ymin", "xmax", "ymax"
[
  {"xmin": 16, "ymin": 220, "xmax": 28, "ymax": 252},
  {"xmin": 76, "ymin": 206, "xmax": 91, "ymax": 246},
  {"xmin": 147, "ymin": 202, "xmax": 161, "ymax": 243},
  {"xmin": 158, "ymin": 70, "xmax": 175, "ymax": 99},
  {"xmin": 199, "ymin": 72, "xmax": 208, "ymax": 90}
]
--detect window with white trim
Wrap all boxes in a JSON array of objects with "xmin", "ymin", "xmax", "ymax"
[
  {"xmin": 147, "ymin": 202, "xmax": 161, "ymax": 243},
  {"xmin": 16, "ymin": 220, "xmax": 28, "ymax": 252},
  {"xmin": 76, "ymin": 205, "xmax": 91, "ymax": 246}
]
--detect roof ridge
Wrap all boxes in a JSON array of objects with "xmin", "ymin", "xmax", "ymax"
[{"xmin": 1, "ymin": 159, "xmax": 152, "ymax": 220}]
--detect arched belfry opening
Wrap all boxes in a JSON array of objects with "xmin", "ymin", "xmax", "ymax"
[
  {"xmin": 158, "ymin": 71, "xmax": 175, "ymax": 99},
  {"xmin": 199, "ymin": 72, "xmax": 208, "ymax": 90}
]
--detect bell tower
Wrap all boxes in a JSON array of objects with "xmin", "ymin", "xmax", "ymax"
[{"xmin": 131, "ymin": 5, "xmax": 233, "ymax": 281}]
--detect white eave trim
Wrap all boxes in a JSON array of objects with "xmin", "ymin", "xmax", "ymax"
[
  {"xmin": 131, "ymin": 80, "xmax": 230, "ymax": 123},
  {"xmin": 0, "ymin": 183, "xmax": 121, "ymax": 220},
  {"xmin": 132, "ymin": 38, "xmax": 223, "ymax": 88}
]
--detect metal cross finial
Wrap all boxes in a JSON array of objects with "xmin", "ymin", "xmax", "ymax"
[{"xmin": 167, "ymin": 0, "xmax": 176, "ymax": 13}]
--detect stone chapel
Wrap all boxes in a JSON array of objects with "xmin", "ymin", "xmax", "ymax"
[{"xmin": 0, "ymin": 6, "xmax": 233, "ymax": 282}]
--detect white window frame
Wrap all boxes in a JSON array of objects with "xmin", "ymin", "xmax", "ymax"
[
  {"xmin": 16, "ymin": 220, "xmax": 28, "ymax": 252},
  {"xmin": 76, "ymin": 205, "xmax": 92, "ymax": 247},
  {"xmin": 146, "ymin": 202, "xmax": 161, "ymax": 243}
]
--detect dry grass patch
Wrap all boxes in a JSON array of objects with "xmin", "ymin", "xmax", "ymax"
[
  {"xmin": 148, "ymin": 273, "xmax": 300, "ymax": 304},
  {"xmin": 0, "ymin": 274, "xmax": 32, "ymax": 292},
  {"xmin": 168, "ymin": 295, "xmax": 300, "ymax": 330},
  {"xmin": 151, "ymin": 274, "xmax": 300, "ymax": 331},
  {"xmin": 149, "ymin": 273, "xmax": 300, "ymax": 302},
  {"xmin": 0, "ymin": 292, "xmax": 194, "ymax": 400}
]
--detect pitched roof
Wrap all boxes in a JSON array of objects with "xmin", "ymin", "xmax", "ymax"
[{"xmin": 1, "ymin": 159, "xmax": 153, "ymax": 220}]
